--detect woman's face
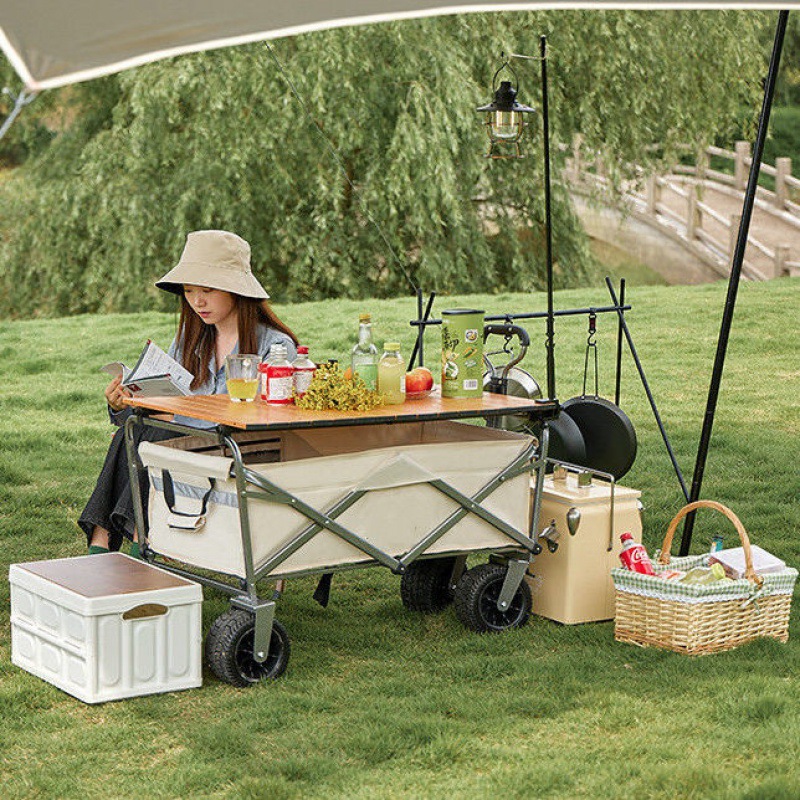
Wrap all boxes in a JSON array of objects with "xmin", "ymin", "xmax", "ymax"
[{"xmin": 183, "ymin": 286, "xmax": 237, "ymax": 327}]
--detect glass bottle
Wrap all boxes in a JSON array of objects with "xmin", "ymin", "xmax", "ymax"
[
  {"xmin": 292, "ymin": 345, "xmax": 316, "ymax": 399},
  {"xmin": 378, "ymin": 342, "xmax": 405, "ymax": 405},
  {"xmin": 351, "ymin": 313, "xmax": 379, "ymax": 390},
  {"xmin": 262, "ymin": 344, "xmax": 294, "ymax": 405}
]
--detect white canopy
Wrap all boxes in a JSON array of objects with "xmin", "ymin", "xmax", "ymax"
[{"xmin": 0, "ymin": 1, "xmax": 792, "ymax": 92}]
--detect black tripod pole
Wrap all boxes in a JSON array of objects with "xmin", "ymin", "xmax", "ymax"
[
  {"xmin": 540, "ymin": 35, "xmax": 556, "ymax": 400},
  {"xmin": 680, "ymin": 10, "xmax": 788, "ymax": 555}
]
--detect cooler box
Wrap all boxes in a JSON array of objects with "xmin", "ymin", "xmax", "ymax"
[
  {"xmin": 527, "ymin": 473, "xmax": 642, "ymax": 624},
  {"xmin": 10, "ymin": 553, "xmax": 203, "ymax": 703}
]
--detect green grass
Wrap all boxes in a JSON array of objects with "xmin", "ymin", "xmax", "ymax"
[
  {"xmin": 589, "ymin": 240, "xmax": 668, "ymax": 287},
  {"xmin": 1, "ymin": 280, "xmax": 799, "ymax": 799}
]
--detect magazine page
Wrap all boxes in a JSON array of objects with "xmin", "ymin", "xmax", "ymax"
[
  {"xmin": 100, "ymin": 361, "xmax": 132, "ymax": 382},
  {"xmin": 126, "ymin": 340, "xmax": 193, "ymax": 389}
]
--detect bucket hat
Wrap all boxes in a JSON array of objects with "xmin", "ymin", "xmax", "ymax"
[{"xmin": 155, "ymin": 230, "xmax": 269, "ymax": 299}]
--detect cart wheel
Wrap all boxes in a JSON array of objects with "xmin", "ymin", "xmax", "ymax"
[
  {"xmin": 400, "ymin": 557, "xmax": 457, "ymax": 613},
  {"xmin": 205, "ymin": 609, "xmax": 290, "ymax": 687},
  {"xmin": 454, "ymin": 563, "xmax": 531, "ymax": 633}
]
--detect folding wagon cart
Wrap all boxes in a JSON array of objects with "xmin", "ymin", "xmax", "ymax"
[{"xmin": 124, "ymin": 392, "xmax": 558, "ymax": 685}]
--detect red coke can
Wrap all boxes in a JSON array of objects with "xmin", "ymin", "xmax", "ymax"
[{"xmin": 619, "ymin": 532, "xmax": 655, "ymax": 575}]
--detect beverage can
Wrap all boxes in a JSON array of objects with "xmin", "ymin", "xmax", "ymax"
[{"xmin": 441, "ymin": 309, "xmax": 484, "ymax": 398}]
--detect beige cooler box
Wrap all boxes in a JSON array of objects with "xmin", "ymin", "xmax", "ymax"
[
  {"xmin": 10, "ymin": 553, "xmax": 203, "ymax": 703},
  {"xmin": 526, "ymin": 473, "xmax": 642, "ymax": 624}
]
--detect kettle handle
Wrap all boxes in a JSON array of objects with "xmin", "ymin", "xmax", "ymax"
[{"xmin": 483, "ymin": 323, "xmax": 530, "ymax": 379}]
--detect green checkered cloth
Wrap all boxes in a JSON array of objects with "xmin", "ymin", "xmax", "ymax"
[{"xmin": 612, "ymin": 552, "xmax": 798, "ymax": 604}]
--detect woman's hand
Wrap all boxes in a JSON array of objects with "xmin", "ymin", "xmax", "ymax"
[{"xmin": 105, "ymin": 376, "xmax": 132, "ymax": 412}]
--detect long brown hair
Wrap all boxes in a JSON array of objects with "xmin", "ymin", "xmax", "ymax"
[{"xmin": 178, "ymin": 294, "xmax": 298, "ymax": 390}]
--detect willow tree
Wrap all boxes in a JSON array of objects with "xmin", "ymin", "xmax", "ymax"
[{"xmin": 0, "ymin": 10, "xmax": 765, "ymax": 316}]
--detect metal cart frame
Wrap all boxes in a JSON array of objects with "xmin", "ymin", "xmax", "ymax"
[{"xmin": 124, "ymin": 395, "xmax": 557, "ymax": 684}]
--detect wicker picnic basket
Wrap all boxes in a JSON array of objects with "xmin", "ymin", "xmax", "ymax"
[{"xmin": 612, "ymin": 500, "xmax": 797, "ymax": 655}]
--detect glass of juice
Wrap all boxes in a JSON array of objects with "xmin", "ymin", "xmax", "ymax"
[{"xmin": 225, "ymin": 354, "xmax": 260, "ymax": 402}]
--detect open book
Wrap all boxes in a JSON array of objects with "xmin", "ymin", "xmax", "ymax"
[{"xmin": 101, "ymin": 340, "xmax": 193, "ymax": 397}]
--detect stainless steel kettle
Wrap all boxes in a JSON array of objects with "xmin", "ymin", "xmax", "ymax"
[{"xmin": 483, "ymin": 323, "xmax": 542, "ymax": 432}]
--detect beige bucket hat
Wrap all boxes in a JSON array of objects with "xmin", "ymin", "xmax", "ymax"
[{"xmin": 156, "ymin": 230, "xmax": 269, "ymax": 299}]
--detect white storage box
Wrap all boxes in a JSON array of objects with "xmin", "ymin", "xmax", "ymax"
[
  {"xmin": 140, "ymin": 421, "xmax": 534, "ymax": 579},
  {"xmin": 527, "ymin": 473, "xmax": 642, "ymax": 624},
  {"xmin": 10, "ymin": 553, "xmax": 203, "ymax": 703}
]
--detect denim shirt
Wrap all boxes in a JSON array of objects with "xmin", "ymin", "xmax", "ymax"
[{"xmin": 109, "ymin": 324, "xmax": 297, "ymax": 429}]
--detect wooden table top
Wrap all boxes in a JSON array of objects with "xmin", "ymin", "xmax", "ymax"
[{"xmin": 124, "ymin": 390, "xmax": 558, "ymax": 431}]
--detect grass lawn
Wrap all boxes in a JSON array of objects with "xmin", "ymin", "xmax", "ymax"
[{"xmin": 1, "ymin": 279, "xmax": 798, "ymax": 799}]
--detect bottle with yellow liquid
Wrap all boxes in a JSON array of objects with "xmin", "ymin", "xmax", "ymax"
[{"xmin": 378, "ymin": 342, "xmax": 405, "ymax": 404}]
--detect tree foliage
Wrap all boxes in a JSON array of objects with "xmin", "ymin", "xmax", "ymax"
[{"xmin": 0, "ymin": 10, "xmax": 766, "ymax": 317}]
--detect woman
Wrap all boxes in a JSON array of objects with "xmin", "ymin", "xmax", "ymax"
[{"xmin": 79, "ymin": 229, "xmax": 298, "ymax": 554}]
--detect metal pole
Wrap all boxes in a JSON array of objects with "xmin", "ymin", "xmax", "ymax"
[
  {"xmin": 680, "ymin": 10, "xmax": 788, "ymax": 555},
  {"xmin": 614, "ymin": 278, "xmax": 625, "ymax": 406},
  {"xmin": 540, "ymin": 35, "xmax": 556, "ymax": 400},
  {"xmin": 416, "ymin": 288, "xmax": 424, "ymax": 367},
  {"xmin": 605, "ymin": 278, "xmax": 690, "ymax": 503},
  {"xmin": 407, "ymin": 291, "xmax": 436, "ymax": 371},
  {"xmin": 0, "ymin": 88, "xmax": 37, "ymax": 142}
]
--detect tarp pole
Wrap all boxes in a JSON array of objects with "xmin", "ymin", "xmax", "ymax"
[
  {"xmin": 540, "ymin": 35, "xmax": 556, "ymax": 400},
  {"xmin": 679, "ymin": 10, "xmax": 788, "ymax": 556},
  {"xmin": 0, "ymin": 88, "xmax": 37, "ymax": 142}
]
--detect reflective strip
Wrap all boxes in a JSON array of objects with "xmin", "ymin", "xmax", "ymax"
[{"xmin": 151, "ymin": 473, "xmax": 238, "ymax": 509}]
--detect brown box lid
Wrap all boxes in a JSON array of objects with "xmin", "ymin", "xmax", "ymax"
[{"xmin": 15, "ymin": 553, "xmax": 194, "ymax": 598}]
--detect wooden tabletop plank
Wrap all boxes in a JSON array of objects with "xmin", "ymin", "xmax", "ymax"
[{"xmin": 124, "ymin": 390, "xmax": 558, "ymax": 430}]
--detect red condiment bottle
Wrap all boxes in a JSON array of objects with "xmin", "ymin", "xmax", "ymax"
[
  {"xmin": 259, "ymin": 344, "xmax": 294, "ymax": 404},
  {"xmin": 619, "ymin": 532, "xmax": 656, "ymax": 575}
]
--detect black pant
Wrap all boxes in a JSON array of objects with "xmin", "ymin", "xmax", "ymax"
[{"xmin": 78, "ymin": 423, "xmax": 178, "ymax": 551}]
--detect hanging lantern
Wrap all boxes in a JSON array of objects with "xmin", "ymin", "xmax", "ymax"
[{"xmin": 476, "ymin": 59, "xmax": 536, "ymax": 159}]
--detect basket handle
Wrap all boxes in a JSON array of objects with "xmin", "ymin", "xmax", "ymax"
[{"xmin": 658, "ymin": 500, "xmax": 760, "ymax": 585}]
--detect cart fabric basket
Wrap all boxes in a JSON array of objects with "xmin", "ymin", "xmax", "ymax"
[
  {"xmin": 612, "ymin": 500, "xmax": 797, "ymax": 655},
  {"xmin": 139, "ymin": 421, "xmax": 534, "ymax": 579}
]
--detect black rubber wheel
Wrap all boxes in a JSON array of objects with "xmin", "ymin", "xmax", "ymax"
[
  {"xmin": 454, "ymin": 563, "xmax": 532, "ymax": 633},
  {"xmin": 205, "ymin": 608, "xmax": 290, "ymax": 687},
  {"xmin": 400, "ymin": 557, "xmax": 457, "ymax": 613}
]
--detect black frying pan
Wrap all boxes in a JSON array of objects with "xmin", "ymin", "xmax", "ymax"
[
  {"xmin": 561, "ymin": 396, "xmax": 637, "ymax": 480},
  {"xmin": 559, "ymin": 312, "xmax": 637, "ymax": 480},
  {"xmin": 544, "ymin": 412, "xmax": 587, "ymax": 468}
]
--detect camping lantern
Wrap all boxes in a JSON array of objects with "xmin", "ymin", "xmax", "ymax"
[{"xmin": 476, "ymin": 60, "xmax": 536, "ymax": 159}]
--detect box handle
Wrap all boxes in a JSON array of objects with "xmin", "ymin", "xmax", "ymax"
[{"xmin": 122, "ymin": 603, "xmax": 169, "ymax": 621}]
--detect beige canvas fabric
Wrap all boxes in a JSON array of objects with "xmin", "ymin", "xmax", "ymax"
[
  {"xmin": 141, "ymin": 421, "xmax": 533, "ymax": 577},
  {"xmin": 155, "ymin": 230, "xmax": 269, "ymax": 299}
]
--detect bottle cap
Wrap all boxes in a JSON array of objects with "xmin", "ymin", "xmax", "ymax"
[
  {"xmin": 297, "ymin": 346, "xmax": 309, "ymax": 354},
  {"xmin": 620, "ymin": 532, "xmax": 633, "ymax": 542},
  {"xmin": 384, "ymin": 342, "xmax": 400, "ymax": 351},
  {"xmin": 359, "ymin": 313, "xmax": 371, "ymax": 323}
]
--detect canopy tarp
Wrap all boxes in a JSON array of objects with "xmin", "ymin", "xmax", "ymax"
[{"xmin": 0, "ymin": 1, "xmax": 791, "ymax": 91}]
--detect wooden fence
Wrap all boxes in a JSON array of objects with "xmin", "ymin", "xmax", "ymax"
[{"xmin": 565, "ymin": 138, "xmax": 800, "ymax": 281}]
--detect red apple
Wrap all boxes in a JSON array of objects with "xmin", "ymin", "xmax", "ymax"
[{"xmin": 405, "ymin": 366, "xmax": 434, "ymax": 394}]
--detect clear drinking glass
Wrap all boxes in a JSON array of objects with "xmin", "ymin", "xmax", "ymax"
[{"xmin": 225, "ymin": 354, "xmax": 260, "ymax": 402}]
